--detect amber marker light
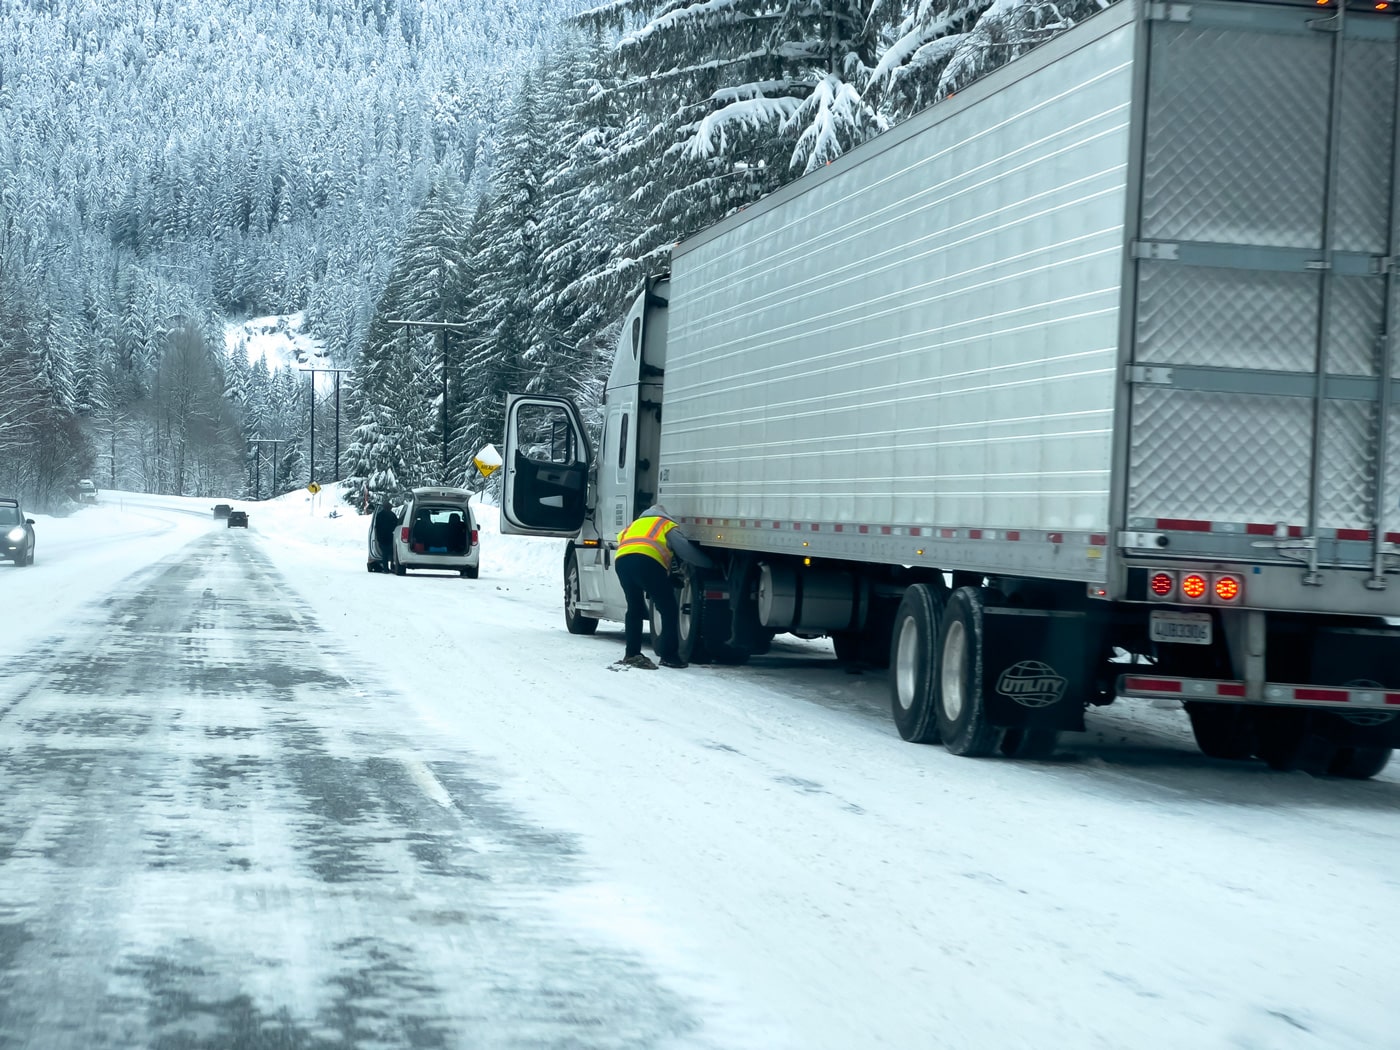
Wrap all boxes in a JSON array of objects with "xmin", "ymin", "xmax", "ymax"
[
  {"xmin": 1181, "ymin": 573, "xmax": 1208, "ymax": 600},
  {"xmin": 1214, "ymin": 575, "xmax": 1242, "ymax": 602}
]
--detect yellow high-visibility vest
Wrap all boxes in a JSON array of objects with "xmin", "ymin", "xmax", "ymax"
[{"xmin": 616, "ymin": 515, "xmax": 676, "ymax": 569}]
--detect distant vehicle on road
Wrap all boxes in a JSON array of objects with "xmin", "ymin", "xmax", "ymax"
[
  {"xmin": 76, "ymin": 479, "xmax": 97, "ymax": 504},
  {"xmin": 0, "ymin": 497, "xmax": 36, "ymax": 566},
  {"xmin": 226, "ymin": 510, "xmax": 249, "ymax": 528},
  {"xmin": 389, "ymin": 487, "xmax": 479, "ymax": 578},
  {"xmin": 212, "ymin": 503, "xmax": 232, "ymax": 519}
]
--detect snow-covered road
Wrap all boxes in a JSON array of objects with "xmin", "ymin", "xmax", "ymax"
[{"xmin": 2, "ymin": 492, "xmax": 1398, "ymax": 1049}]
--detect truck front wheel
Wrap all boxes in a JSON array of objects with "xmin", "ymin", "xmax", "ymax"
[
  {"xmin": 889, "ymin": 583, "xmax": 945, "ymax": 743},
  {"xmin": 564, "ymin": 552, "xmax": 599, "ymax": 635},
  {"xmin": 936, "ymin": 587, "xmax": 1000, "ymax": 757}
]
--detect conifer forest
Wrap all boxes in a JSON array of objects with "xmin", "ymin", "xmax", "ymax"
[{"xmin": 1, "ymin": 0, "xmax": 1099, "ymax": 509}]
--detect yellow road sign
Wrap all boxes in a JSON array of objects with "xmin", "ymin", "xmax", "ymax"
[
  {"xmin": 473, "ymin": 443, "xmax": 502, "ymax": 477},
  {"xmin": 307, "ymin": 482, "xmax": 321, "ymax": 495}
]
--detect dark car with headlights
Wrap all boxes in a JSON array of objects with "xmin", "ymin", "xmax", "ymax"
[{"xmin": 0, "ymin": 497, "xmax": 36, "ymax": 566}]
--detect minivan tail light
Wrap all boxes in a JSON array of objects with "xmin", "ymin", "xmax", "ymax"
[
  {"xmin": 470, "ymin": 529, "xmax": 478, "ymax": 546},
  {"xmin": 400, "ymin": 526, "xmax": 409, "ymax": 543}
]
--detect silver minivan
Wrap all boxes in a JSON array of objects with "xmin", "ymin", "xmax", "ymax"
[{"xmin": 390, "ymin": 487, "xmax": 480, "ymax": 578}]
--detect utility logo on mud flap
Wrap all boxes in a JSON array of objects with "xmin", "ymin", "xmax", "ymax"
[{"xmin": 995, "ymin": 661, "xmax": 1068, "ymax": 708}]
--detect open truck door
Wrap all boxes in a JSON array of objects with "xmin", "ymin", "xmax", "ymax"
[{"xmin": 500, "ymin": 394, "xmax": 592, "ymax": 537}]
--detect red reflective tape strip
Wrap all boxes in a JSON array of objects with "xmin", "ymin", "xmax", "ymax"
[
  {"xmin": 1216, "ymin": 682, "xmax": 1246, "ymax": 697},
  {"xmin": 1006, "ymin": 531, "xmax": 1021, "ymax": 541},
  {"xmin": 858, "ymin": 525, "xmax": 869, "ymax": 534},
  {"xmin": 940, "ymin": 528, "xmax": 956, "ymax": 538},
  {"xmin": 881, "ymin": 526, "xmax": 892, "ymax": 535},
  {"xmin": 1386, "ymin": 693, "xmax": 1400, "ymax": 706},
  {"xmin": 968, "ymin": 529, "xmax": 982, "ymax": 540},
  {"xmin": 811, "ymin": 523, "xmax": 820, "ymax": 531},
  {"xmin": 1123, "ymin": 676, "xmax": 1181, "ymax": 693},
  {"xmin": 1387, "ymin": 533, "xmax": 1400, "ymax": 545},
  {"xmin": 1047, "ymin": 533, "xmax": 1064, "ymax": 543},
  {"xmin": 1090, "ymin": 534, "xmax": 1107, "ymax": 545},
  {"xmin": 834, "ymin": 524, "xmax": 844, "ymax": 533},
  {"xmin": 1293, "ymin": 688, "xmax": 1349, "ymax": 703},
  {"xmin": 909, "ymin": 527, "xmax": 922, "ymax": 537},
  {"xmin": 1156, "ymin": 518, "xmax": 1213, "ymax": 532},
  {"xmin": 1335, "ymin": 528, "xmax": 1371, "ymax": 541}
]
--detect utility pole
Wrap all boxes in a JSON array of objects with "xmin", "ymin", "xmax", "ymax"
[
  {"xmin": 249, "ymin": 438, "xmax": 282, "ymax": 500},
  {"xmin": 299, "ymin": 367, "xmax": 349, "ymax": 485},
  {"xmin": 384, "ymin": 320, "xmax": 469, "ymax": 482}
]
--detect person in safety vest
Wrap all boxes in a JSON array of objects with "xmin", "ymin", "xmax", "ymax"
[{"xmin": 615, "ymin": 503, "xmax": 713, "ymax": 669}]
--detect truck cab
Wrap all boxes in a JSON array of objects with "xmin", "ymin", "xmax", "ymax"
[{"xmin": 501, "ymin": 277, "xmax": 669, "ymax": 628}]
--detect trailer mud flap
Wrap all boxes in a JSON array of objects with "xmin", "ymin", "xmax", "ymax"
[{"xmin": 980, "ymin": 608, "xmax": 1091, "ymax": 732}]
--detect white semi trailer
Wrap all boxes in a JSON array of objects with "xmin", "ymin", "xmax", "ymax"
[{"xmin": 500, "ymin": 0, "xmax": 1400, "ymax": 777}]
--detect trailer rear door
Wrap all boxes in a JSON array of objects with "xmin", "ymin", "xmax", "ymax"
[{"xmin": 1125, "ymin": 1, "xmax": 1398, "ymax": 575}]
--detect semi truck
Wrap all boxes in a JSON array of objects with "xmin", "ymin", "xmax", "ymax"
[{"xmin": 500, "ymin": 0, "xmax": 1400, "ymax": 778}]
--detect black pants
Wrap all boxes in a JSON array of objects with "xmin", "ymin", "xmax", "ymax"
[
  {"xmin": 616, "ymin": 553, "xmax": 677, "ymax": 661},
  {"xmin": 374, "ymin": 531, "xmax": 395, "ymax": 567}
]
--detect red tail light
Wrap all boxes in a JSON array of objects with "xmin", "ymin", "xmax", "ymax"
[
  {"xmin": 1180, "ymin": 573, "xmax": 1208, "ymax": 600},
  {"xmin": 470, "ymin": 529, "xmax": 478, "ymax": 546},
  {"xmin": 400, "ymin": 526, "xmax": 409, "ymax": 543},
  {"xmin": 1214, "ymin": 574, "xmax": 1242, "ymax": 602},
  {"xmin": 1150, "ymin": 572, "xmax": 1174, "ymax": 598}
]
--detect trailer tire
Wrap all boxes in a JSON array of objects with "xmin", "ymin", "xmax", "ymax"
[
  {"xmin": 564, "ymin": 551, "xmax": 598, "ymax": 635},
  {"xmin": 889, "ymin": 583, "xmax": 945, "ymax": 743},
  {"xmin": 1326, "ymin": 746, "xmax": 1392, "ymax": 780},
  {"xmin": 1253, "ymin": 709, "xmax": 1333, "ymax": 773},
  {"xmin": 1185, "ymin": 702, "xmax": 1254, "ymax": 760},
  {"xmin": 1000, "ymin": 728, "xmax": 1059, "ymax": 760},
  {"xmin": 936, "ymin": 587, "xmax": 1001, "ymax": 757}
]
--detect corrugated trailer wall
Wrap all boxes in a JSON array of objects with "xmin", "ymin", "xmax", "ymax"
[
  {"xmin": 662, "ymin": 2, "xmax": 1139, "ymax": 536},
  {"xmin": 1126, "ymin": 2, "xmax": 1399, "ymax": 558}
]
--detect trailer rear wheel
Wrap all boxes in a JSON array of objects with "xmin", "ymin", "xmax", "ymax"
[
  {"xmin": 936, "ymin": 587, "xmax": 1000, "ymax": 757},
  {"xmin": 564, "ymin": 551, "xmax": 598, "ymax": 635},
  {"xmin": 1185, "ymin": 702, "xmax": 1254, "ymax": 760},
  {"xmin": 889, "ymin": 583, "xmax": 945, "ymax": 743},
  {"xmin": 1253, "ymin": 710, "xmax": 1334, "ymax": 773},
  {"xmin": 1326, "ymin": 746, "xmax": 1392, "ymax": 780},
  {"xmin": 1000, "ymin": 728, "xmax": 1059, "ymax": 759}
]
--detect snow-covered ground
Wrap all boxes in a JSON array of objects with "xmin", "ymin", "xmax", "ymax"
[
  {"xmin": 4, "ymin": 490, "xmax": 1399, "ymax": 1049},
  {"xmin": 225, "ymin": 311, "xmax": 329, "ymax": 371}
]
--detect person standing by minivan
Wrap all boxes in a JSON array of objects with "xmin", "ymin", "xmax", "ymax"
[
  {"xmin": 372, "ymin": 497, "xmax": 398, "ymax": 572},
  {"xmin": 614, "ymin": 504, "xmax": 713, "ymax": 669}
]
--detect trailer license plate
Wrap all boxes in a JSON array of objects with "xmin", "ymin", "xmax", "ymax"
[{"xmin": 1150, "ymin": 610, "xmax": 1212, "ymax": 646}]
